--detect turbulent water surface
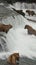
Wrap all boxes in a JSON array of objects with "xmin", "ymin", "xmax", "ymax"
[{"xmin": 0, "ymin": 2, "xmax": 36, "ymax": 65}]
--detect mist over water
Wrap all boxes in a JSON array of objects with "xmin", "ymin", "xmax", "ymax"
[{"xmin": 13, "ymin": 2, "xmax": 36, "ymax": 9}]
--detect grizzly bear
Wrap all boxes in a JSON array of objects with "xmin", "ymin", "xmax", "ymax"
[
  {"xmin": 12, "ymin": 8, "xmax": 25, "ymax": 17},
  {"xmin": 26, "ymin": 10, "xmax": 35, "ymax": 16},
  {"xmin": 0, "ymin": 24, "xmax": 13, "ymax": 33},
  {"xmin": 7, "ymin": 53, "xmax": 19, "ymax": 65},
  {"xmin": 24, "ymin": 25, "xmax": 36, "ymax": 35}
]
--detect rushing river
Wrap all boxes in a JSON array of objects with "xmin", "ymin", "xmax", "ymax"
[{"xmin": 0, "ymin": 3, "xmax": 36, "ymax": 65}]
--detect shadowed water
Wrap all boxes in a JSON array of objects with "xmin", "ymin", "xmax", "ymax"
[{"xmin": 0, "ymin": 57, "xmax": 36, "ymax": 65}]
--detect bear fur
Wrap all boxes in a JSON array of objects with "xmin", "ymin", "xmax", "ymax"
[
  {"xmin": 0, "ymin": 24, "xmax": 13, "ymax": 33},
  {"xmin": 7, "ymin": 53, "xmax": 19, "ymax": 65},
  {"xmin": 26, "ymin": 10, "xmax": 35, "ymax": 16},
  {"xmin": 24, "ymin": 25, "xmax": 36, "ymax": 35}
]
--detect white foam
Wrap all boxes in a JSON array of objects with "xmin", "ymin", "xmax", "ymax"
[{"xmin": 6, "ymin": 27, "xmax": 36, "ymax": 59}]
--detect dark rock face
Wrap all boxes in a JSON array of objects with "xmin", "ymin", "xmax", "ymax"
[
  {"xmin": 0, "ymin": 0, "xmax": 36, "ymax": 3},
  {"xmin": 24, "ymin": 25, "xmax": 36, "ymax": 35},
  {"xmin": 12, "ymin": 8, "xmax": 25, "ymax": 17},
  {"xmin": 0, "ymin": 44, "xmax": 3, "ymax": 51}
]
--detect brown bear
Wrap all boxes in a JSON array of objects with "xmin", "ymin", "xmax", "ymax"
[
  {"xmin": 12, "ymin": 8, "xmax": 25, "ymax": 17},
  {"xmin": 7, "ymin": 53, "xmax": 19, "ymax": 65},
  {"xmin": 24, "ymin": 25, "xmax": 36, "ymax": 35},
  {"xmin": 26, "ymin": 10, "xmax": 35, "ymax": 16},
  {"xmin": 0, "ymin": 24, "xmax": 13, "ymax": 33}
]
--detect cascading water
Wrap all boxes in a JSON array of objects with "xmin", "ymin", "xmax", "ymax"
[
  {"xmin": 13, "ymin": 2, "xmax": 36, "ymax": 9},
  {"xmin": 2, "ymin": 15, "xmax": 25, "ymax": 29},
  {"xmin": 0, "ymin": 32, "xmax": 8, "ymax": 52},
  {"xmin": 6, "ymin": 27, "xmax": 36, "ymax": 58},
  {"xmin": 0, "ymin": 4, "xmax": 26, "ymax": 59},
  {"xmin": 0, "ymin": 3, "xmax": 36, "ymax": 60}
]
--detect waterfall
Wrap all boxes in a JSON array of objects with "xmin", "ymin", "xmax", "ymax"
[
  {"xmin": 13, "ymin": 2, "xmax": 36, "ymax": 9},
  {"xmin": 6, "ymin": 27, "xmax": 36, "ymax": 58},
  {"xmin": 0, "ymin": 32, "xmax": 7, "ymax": 52},
  {"xmin": 0, "ymin": 3, "xmax": 36, "ymax": 59},
  {"xmin": 2, "ymin": 15, "xmax": 25, "ymax": 29},
  {"xmin": 0, "ymin": 4, "xmax": 25, "ymax": 59}
]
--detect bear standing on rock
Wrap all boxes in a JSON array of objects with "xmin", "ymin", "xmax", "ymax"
[
  {"xmin": 24, "ymin": 25, "xmax": 36, "ymax": 36},
  {"xmin": 0, "ymin": 24, "xmax": 13, "ymax": 33}
]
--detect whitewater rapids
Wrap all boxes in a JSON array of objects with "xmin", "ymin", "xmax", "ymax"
[
  {"xmin": 0, "ymin": 2, "xmax": 36, "ymax": 60},
  {"xmin": 6, "ymin": 27, "xmax": 36, "ymax": 59}
]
